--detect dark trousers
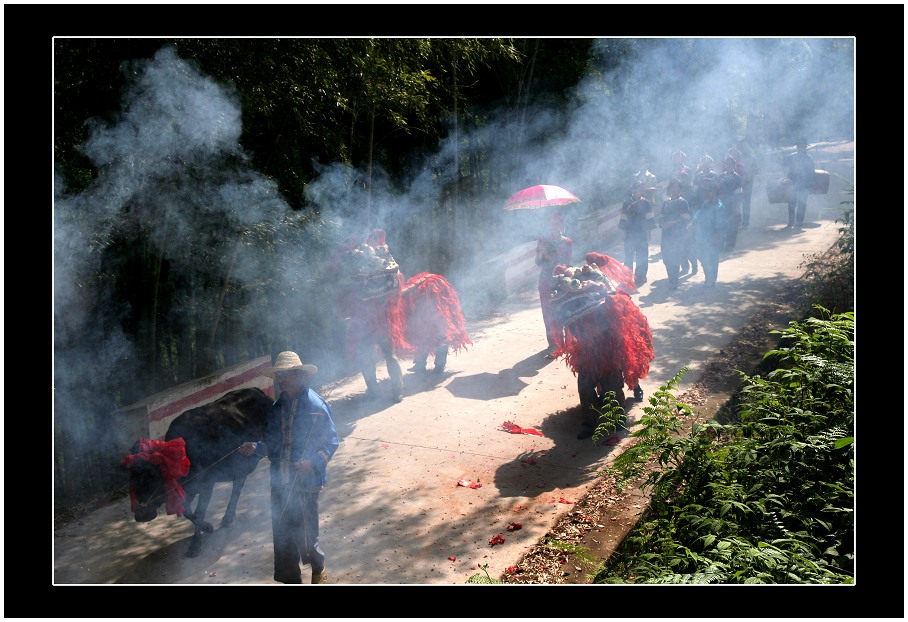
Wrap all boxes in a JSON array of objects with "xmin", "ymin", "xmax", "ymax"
[
  {"xmin": 271, "ymin": 486, "xmax": 325, "ymax": 584},
  {"xmin": 360, "ymin": 336, "xmax": 403, "ymax": 396},
  {"xmin": 577, "ymin": 368, "xmax": 625, "ymax": 430},
  {"xmin": 412, "ymin": 344, "xmax": 448, "ymax": 372},
  {"xmin": 539, "ymin": 278, "xmax": 558, "ymax": 350},
  {"xmin": 622, "ymin": 231, "xmax": 650, "ymax": 282},
  {"xmin": 698, "ymin": 242, "xmax": 721, "ymax": 286},
  {"xmin": 661, "ymin": 235, "xmax": 686, "ymax": 286},
  {"xmin": 788, "ymin": 189, "xmax": 809, "ymax": 227},
  {"xmin": 741, "ymin": 181, "xmax": 754, "ymax": 227}
]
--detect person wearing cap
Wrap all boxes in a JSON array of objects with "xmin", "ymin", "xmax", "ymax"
[
  {"xmin": 782, "ymin": 138, "xmax": 815, "ymax": 230},
  {"xmin": 691, "ymin": 179, "xmax": 726, "ymax": 289},
  {"xmin": 238, "ymin": 351, "xmax": 339, "ymax": 584}
]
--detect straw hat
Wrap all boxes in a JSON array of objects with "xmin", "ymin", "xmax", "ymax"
[{"xmin": 265, "ymin": 351, "xmax": 318, "ymax": 377}]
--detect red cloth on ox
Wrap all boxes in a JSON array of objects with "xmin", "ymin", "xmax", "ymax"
[
  {"xmin": 557, "ymin": 289, "xmax": 654, "ymax": 390},
  {"xmin": 121, "ymin": 437, "xmax": 191, "ymax": 515},
  {"xmin": 401, "ymin": 272, "xmax": 473, "ymax": 354}
]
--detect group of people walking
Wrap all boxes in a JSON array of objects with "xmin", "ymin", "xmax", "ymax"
[{"xmin": 620, "ymin": 139, "xmax": 815, "ymax": 290}]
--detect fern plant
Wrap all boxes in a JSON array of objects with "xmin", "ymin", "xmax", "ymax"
[
  {"xmin": 466, "ymin": 563, "xmax": 506, "ymax": 584},
  {"xmin": 592, "ymin": 311, "xmax": 854, "ymax": 584}
]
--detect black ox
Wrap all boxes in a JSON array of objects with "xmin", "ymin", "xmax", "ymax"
[{"xmin": 121, "ymin": 387, "xmax": 272, "ymax": 557}]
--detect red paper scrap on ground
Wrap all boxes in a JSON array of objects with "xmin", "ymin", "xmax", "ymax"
[
  {"xmin": 490, "ymin": 534, "xmax": 506, "ymax": 546},
  {"xmin": 500, "ymin": 421, "xmax": 543, "ymax": 437},
  {"xmin": 601, "ymin": 435, "xmax": 620, "ymax": 446},
  {"xmin": 506, "ymin": 522, "xmax": 522, "ymax": 531},
  {"xmin": 521, "ymin": 456, "xmax": 537, "ymax": 465},
  {"xmin": 457, "ymin": 479, "xmax": 482, "ymax": 489},
  {"xmin": 559, "ymin": 497, "xmax": 573, "ymax": 504},
  {"xmin": 448, "ymin": 556, "xmax": 457, "ymax": 562},
  {"xmin": 506, "ymin": 566, "xmax": 518, "ymax": 573}
]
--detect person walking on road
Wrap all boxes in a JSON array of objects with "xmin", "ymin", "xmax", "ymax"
[
  {"xmin": 659, "ymin": 176, "xmax": 692, "ymax": 289},
  {"xmin": 618, "ymin": 180, "xmax": 657, "ymax": 286},
  {"xmin": 238, "ymin": 351, "xmax": 339, "ymax": 584},
  {"xmin": 548, "ymin": 257, "xmax": 653, "ymax": 439},
  {"xmin": 692, "ymin": 178, "xmax": 726, "ymax": 288},
  {"xmin": 782, "ymin": 138, "xmax": 816, "ymax": 231},
  {"xmin": 671, "ymin": 150, "xmax": 698, "ymax": 276},
  {"xmin": 535, "ymin": 210, "xmax": 573, "ymax": 357},
  {"xmin": 729, "ymin": 140, "xmax": 758, "ymax": 229},
  {"xmin": 330, "ymin": 229, "xmax": 408, "ymax": 403},
  {"xmin": 718, "ymin": 154, "xmax": 744, "ymax": 250}
]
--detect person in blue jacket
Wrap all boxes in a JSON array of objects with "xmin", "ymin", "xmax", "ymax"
[{"xmin": 239, "ymin": 351, "xmax": 339, "ymax": 584}]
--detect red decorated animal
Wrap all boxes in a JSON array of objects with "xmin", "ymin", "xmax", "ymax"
[{"xmin": 121, "ymin": 387, "xmax": 272, "ymax": 557}]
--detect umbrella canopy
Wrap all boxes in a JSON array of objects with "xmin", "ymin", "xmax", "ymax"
[{"xmin": 504, "ymin": 185, "xmax": 581, "ymax": 211}]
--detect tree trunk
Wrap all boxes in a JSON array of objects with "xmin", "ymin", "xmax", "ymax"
[
  {"xmin": 367, "ymin": 109, "xmax": 375, "ymax": 229},
  {"xmin": 204, "ymin": 239, "xmax": 241, "ymax": 373}
]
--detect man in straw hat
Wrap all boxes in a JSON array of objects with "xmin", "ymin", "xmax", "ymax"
[{"xmin": 239, "ymin": 351, "xmax": 339, "ymax": 584}]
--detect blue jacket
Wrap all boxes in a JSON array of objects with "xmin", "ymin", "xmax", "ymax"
[{"xmin": 259, "ymin": 387, "xmax": 339, "ymax": 491}]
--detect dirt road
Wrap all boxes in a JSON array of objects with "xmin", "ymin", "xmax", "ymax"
[{"xmin": 52, "ymin": 141, "xmax": 853, "ymax": 586}]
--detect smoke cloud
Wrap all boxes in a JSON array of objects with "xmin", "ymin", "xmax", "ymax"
[{"xmin": 53, "ymin": 38, "xmax": 853, "ymax": 492}]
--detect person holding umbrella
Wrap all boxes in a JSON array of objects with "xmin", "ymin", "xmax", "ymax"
[{"xmin": 535, "ymin": 210, "xmax": 573, "ymax": 357}]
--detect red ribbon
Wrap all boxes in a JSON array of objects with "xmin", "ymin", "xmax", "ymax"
[
  {"xmin": 500, "ymin": 421, "xmax": 543, "ymax": 437},
  {"xmin": 122, "ymin": 438, "xmax": 191, "ymax": 515}
]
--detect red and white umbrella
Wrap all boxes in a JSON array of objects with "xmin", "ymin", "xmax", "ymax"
[{"xmin": 503, "ymin": 185, "xmax": 582, "ymax": 211}]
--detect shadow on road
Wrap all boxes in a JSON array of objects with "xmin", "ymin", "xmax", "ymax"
[{"xmin": 444, "ymin": 351, "xmax": 550, "ymax": 400}]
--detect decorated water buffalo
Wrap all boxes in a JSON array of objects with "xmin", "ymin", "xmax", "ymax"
[{"xmin": 121, "ymin": 387, "xmax": 272, "ymax": 557}]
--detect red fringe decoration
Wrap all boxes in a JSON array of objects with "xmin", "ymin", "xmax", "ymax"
[
  {"xmin": 121, "ymin": 438, "xmax": 191, "ymax": 516},
  {"xmin": 555, "ymin": 288, "xmax": 654, "ymax": 390},
  {"xmin": 401, "ymin": 272, "xmax": 473, "ymax": 355}
]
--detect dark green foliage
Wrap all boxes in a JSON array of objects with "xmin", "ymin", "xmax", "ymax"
[
  {"xmin": 593, "ymin": 310, "xmax": 854, "ymax": 584},
  {"xmin": 800, "ymin": 182, "xmax": 854, "ymax": 315}
]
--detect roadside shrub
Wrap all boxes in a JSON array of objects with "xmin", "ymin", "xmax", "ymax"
[{"xmin": 592, "ymin": 309, "xmax": 854, "ymax": 584}]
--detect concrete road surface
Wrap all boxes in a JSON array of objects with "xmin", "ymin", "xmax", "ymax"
[{"xmin": 52, "ymin": 141, "xmax": 853, "ymax": 586}]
